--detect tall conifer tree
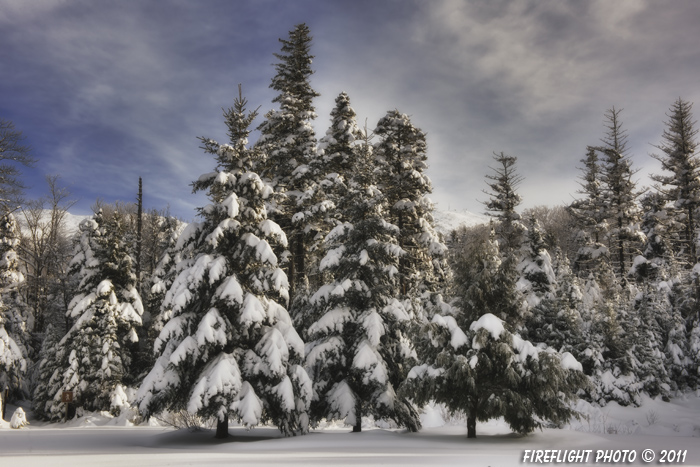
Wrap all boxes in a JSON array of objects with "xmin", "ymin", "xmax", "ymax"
[
  {"xmin": 305, "ymin": 131, "xmax": 420, "ymax": 432},
  {"xmin": 482, "ymin": 152, "xmax": 524, "ymax": 254},
  {"xmin": 373, "ymin": 110, "xmax": 449, "ymax": 317},
  {"xmin": 138, "ymin": 87, "xmax": 311, "ymax": 438},
  {"xmin": 598, "ymin": 107, "xmax": 642, "ymax": 275},
  {"xmin": 651, "ymin": 98, "xmax": 700, "ymax": 264},
  {"xmin": 256, "ymin": 24, "xmax": 320, "ymax": 302}
]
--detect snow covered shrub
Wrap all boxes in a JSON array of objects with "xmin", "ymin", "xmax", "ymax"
[{"xmin": 10, "ymin": 407, "xmax": 28, "ymax": 429}]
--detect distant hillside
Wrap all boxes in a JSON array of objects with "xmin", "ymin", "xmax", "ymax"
[
  {"xmin": 431, "ymin": 209, "xmax": 489, "ymax": 236},
  {"xmin": 63, "ymin": 211, "xmax": 91, "ymax": 234}
]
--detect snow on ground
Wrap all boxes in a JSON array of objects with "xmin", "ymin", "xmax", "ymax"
[{"xmin": 2, "ymin": 394, "xmax": 699, "ymax": 466}]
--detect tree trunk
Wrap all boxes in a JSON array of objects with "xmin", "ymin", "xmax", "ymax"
[
  {"xmin": 288, "ymin": 235, "xmax": 297, "ymax": 303},
  {"xmin": 688, "ymin": 206, "xmax": 696, "ymax": 263},
  {"xmin": 136, "ymin": 177, "xmax": 143, "ymax": 289},
  {"xmin": 467, "ymin": 403, "xmax": 477, "ymax": 438},
  {"xmin": 618, "ymin": 217, "xmax": 625, "ymax": 275},
  {"xmin": 352, "ymin": 400, "xmax": 362, "ymax": 433},
  {"xmin": 215, "ymin": 413, "xmax": 229, "ymax": 439}
]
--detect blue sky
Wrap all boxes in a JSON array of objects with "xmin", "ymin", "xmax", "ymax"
[{"xmin": 2, "ymin": 0, "xmax": 700, "ymax": 221}]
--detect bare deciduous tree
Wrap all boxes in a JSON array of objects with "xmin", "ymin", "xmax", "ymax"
[{"xmin": 0, "ymin": 119, "xmax": 37, "ymax": 209}]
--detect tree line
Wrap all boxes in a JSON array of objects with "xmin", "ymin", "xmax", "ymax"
[{"xmin": 1, "ymin": 24, "xmax": 698, "ymax": 439}]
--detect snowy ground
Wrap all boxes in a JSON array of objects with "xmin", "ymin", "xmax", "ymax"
[{"xmin": 1, "ymin": 394, "xmax": 699, "ymax": 466}]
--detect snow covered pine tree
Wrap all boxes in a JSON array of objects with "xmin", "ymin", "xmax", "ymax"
[
  {"xmin": 0, "ymin": 210, "xmax": 28, "ymax": 400},
  {"xmin": 305, "ymin": 129, "xmax": 421, "ymax": 432},
  {"xmin": 38, "ymin": 210, "xmax": 143, "ymax": 418},
  {"xmin": 255, "ymin": 23, "xmax": 320, "ymax": 305},
  {"xmin": 137, "ymin": 86, "xmax": 312, "ymax": 438},
  {"xmin": 404, "ymin": 232, "xmax": 586, "ymax": 438}
]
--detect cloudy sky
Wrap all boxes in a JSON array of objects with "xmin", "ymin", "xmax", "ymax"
[{"xmin": 2, "ymin": 0, "xmax": 700, "ymax": 220}]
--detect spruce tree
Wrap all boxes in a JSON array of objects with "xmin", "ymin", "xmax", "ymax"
[
  {"xmin": 629, "ymin": 192, "xmax": 676, "ymax": 282},
  {"xmin": 525, "ymin": 254, "xmax": 586, "ymax": 360},
  {"xmin": 256, "ymin": 23, "xmax": 320, "ymax": 302},
  {"xmin": 627, "ymin": 285, "xmax": 671, "ymax": 399},
  {"xmin": 31, "ymin": 323, "xmax": 62, "ymax": 420},
  {"xmin": 40, "ymin": 212, "xmax": 144, "ymax": 416},
  {"xmin": 305, "ymin": 133, "xmax": 420, "ymax": 432},
  {"xmin": 648, "ymin": 98, "xmax": 700, "ymax": 264},
  {"xmin": 598, "ymin": 107, "xmax": 642, "ymax": 275},
  {"xmin": 482, "ymin": 152, "xmax": 524, "ymax": 254},
  {"xmin": 138, "ymin": 88, "xmax": 311, "ymax": 438},
  {"xmin": 70, "ymin": 213, "xmax": 142, "ymax": 401},
  {"xmin": 0, "ymin": 211, "xmax": 30, "ymax": 399},
  {"xmin": 404, "ymin": 234, "xmax": 586, "ymax": 438},
  {"xmin": 569, "ymin": 146, "xmax": 610, "ymax": 274},
  {"xmin": 290, "ymin": 92, "xmax": 364, "ymax": 337},
  {"xmin": 452, "ymin": 228, "xmax": 525, "ymax": 332},
  {"xmin": 373, "ymin": 110, "xmax": 448, "ymax": 311},
  {"xmin": 585, "ymin": 271, "xmax": 640, "ymax": 406},
  {"xmin": 658, "ymin": 281, "xmax": 691, "ymax": 391},
  {"xmin": 517, "ymin": 216, "xmax": 556, "ymax": 309}
]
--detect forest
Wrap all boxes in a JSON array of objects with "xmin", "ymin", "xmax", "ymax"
[{"xmin": 1, "ymin": 23, "xmax": 699, "ymax": 440}]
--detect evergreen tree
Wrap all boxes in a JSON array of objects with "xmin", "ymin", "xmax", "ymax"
[
  {"xmin": 145, "ymin": 215, "xmax": 183, "ymax": 326},
  {"xmin": 0, "ymin": 211, "xmax": 30, "ymax": 399},
  {"xmin": 629, "ymin": 192, "xmax": 676, "ymax": 282},
  {"xmin": 317, "ymin": 92, "xmax": 363, "ymax": 203},
  {"xmin": 482, "ymin": 152, "xmax": 524, "ymax": 253},
  {"xmin": 627, "ymin": 285, "xmax": 671, "ymax": 399},
  {"xmin": 305, "ymin": 134, "xmax": 420, "ymax": 432},
  {"xmin": 584, "ymin": 271, "xmax": 641, "ymax": 406},
  {"xmin": 658, "ymin": 280, "xmax": 691, "ymax": 391},
  {"xmin": 290, "ymin": 92, "xmax": 363, "ymax": 337},
  {"xmin": 650, "ymin": 98, "xmax": 700, "ymax": 264},
  {"xmin": 569, "ymin": 146, "xmax": 610, "ymax": 274},
  {"xmin": 256, "ymin": 23, "xmax": 320, "ymax": 302},
  {"xmin": 31, "ymin": 323, "xmax": 63, "ymax": 420},
  {"xmin": 598, "ymin": 107, "xmax": 643, "ymax": 275},
  {"xmin": 405, "ymin": 235, "xmax": 586, "ymax": 438},
  {"xmin": 452, "ymin": 228, "xmax": 525, "ymax": 333},
  {"xmin": 311, "ymin": 92, "xmax": 362, "ymax": 236},
  {"xmin": 517, "ymin": 216, "xmax": 556, "ymax": 309},
  {"xmin": 138, "ymin": 88, "xmax": 311, "ymax": 438},
  {"xmin": 373, "ymin": 110, "xmax": 449, "ymax": 311},
  {"xmin": 525, "ymin": 254, "xmax": 586, "ymax": 361},
  {"xmin": 36, "ymin": 212, "xmax": 144, "ymax": 417}
]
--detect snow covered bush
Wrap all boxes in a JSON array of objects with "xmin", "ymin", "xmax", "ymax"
[{"xmin": 10, "ymin": 407, "xmax": 28, "ymax": 428}]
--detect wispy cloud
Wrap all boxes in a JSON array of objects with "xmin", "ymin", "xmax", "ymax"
[{"xmin": 1, "ymin": 0, "xmax": 699, "ymax": 219}]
